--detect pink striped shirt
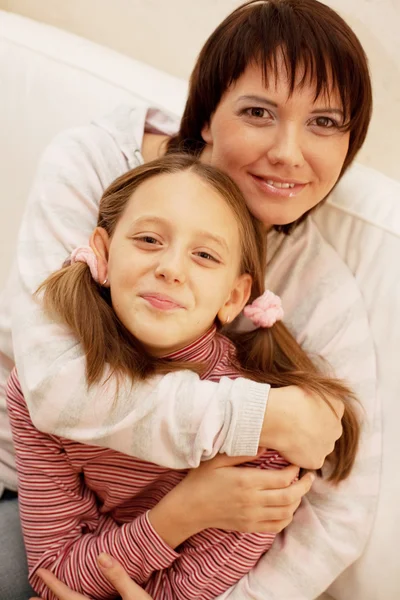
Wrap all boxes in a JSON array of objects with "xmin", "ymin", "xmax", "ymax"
[{"xmin": 7, "ymin": 327, "xmax": 288, "ymax": 600}]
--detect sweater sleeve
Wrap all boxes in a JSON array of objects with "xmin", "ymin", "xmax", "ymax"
[
  {"xmin": 11, "ymin": 123, "xmax": 268, "ymax": 469},
  {"xmin": 215, "ymin": 229, "xmax": 381, "ymax": 599},
  {"xmin": 7, "ymin": 370, "xmax": 183, "ymax": 600}
]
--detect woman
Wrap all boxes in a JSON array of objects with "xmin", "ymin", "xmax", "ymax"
[{"xmin": 1, "ymin": 0, "xmax": 378, "ymax": 598}]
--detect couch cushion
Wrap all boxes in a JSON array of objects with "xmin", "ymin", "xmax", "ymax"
[{"xmin": 0, "ymin": 9, "xmax": 187, "ymax": 286}]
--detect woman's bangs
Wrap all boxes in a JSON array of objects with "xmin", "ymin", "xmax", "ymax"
[{"xmin": 223, "ymin": 4, "xmax": 358, "ymax": 129}]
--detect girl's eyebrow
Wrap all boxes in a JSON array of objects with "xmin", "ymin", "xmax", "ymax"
[
  {"xmin": 130, "ymin": 216, "xmax": 230, "ymax": 254},
  {"xmin": 196, "ymin": 230, "xmax": 229, "ymax": 254},
  {"xmin": 130, "ymin": 215, "xmax": 167, "ymax": 228}
]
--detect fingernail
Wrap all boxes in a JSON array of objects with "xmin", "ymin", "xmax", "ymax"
[
  {"xmin": 309, "ymin": 472, "xmax": 316, "ymax": 483},
  {"xmin": 98, "ymin": 553, "xmax": 113, "ymax": 568}
]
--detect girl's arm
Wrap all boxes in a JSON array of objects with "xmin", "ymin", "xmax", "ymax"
[
  {"xmin": 11, "ymin": 121, "xmax": 341, "ymax": 470},
  {"xmin": 7, "ymin": 371, "xmax": 181, "ymax": 600},
  {"xmin": 30, "ymin": 555, "xmax": 153, "ymax": 600},
  {"xmin": 7, "ymin": 370, "xmax": 313, "ymax": 600}
]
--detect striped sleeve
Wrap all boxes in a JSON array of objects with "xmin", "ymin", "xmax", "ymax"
[
  {"xmin": 6, "ymin": 369, "xmax": 180, "ymax": 600},
  {"xmin": 145, "ymin": 452, "xmax": 290, "ymax": 600}
]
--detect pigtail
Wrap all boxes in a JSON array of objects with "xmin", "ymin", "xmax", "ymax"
[
  {"xmin": 229, "ymin": 323, "xmax": 361, "ymax": 483},
  {"xmin": 36, "ymin": 263, "xmax": 153, "ymax": 387}
]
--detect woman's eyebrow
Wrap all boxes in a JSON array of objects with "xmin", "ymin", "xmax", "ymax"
[
  {"xmin": 237, "ymin": 95, "xmax": 344, "ymax": 118},
  {"xmin": 236, "ymin": 94, "xmax": 278, "ymax": 107},
  {"xmin": 310, "ymin": 107, "xmax": 344, "ymax": 117}
]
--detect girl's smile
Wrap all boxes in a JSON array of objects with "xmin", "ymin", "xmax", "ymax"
[
  {"xmin": 139, "ymin": 292, "xmax": 186, "ymax": 311},
  {"xmin": 92, "ymin": 169, "xmax": 252, "ymax": 356}
]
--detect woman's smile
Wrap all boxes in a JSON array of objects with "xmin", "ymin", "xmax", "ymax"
[
  {"xmin": 249, "ymin": 173, "xmax": 308, "ymax": 199},
  {"xmin": 201, "ymin": 60, "xmax": 349, "ymax": 228}
]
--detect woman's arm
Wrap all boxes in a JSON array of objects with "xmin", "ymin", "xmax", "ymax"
[
  {"xmin": 213, "ymin": 226, "xmax": 381, "ymax": 599},
  {"xmin": 11, "ymin": 122, "xmax": 266, "ymax": 467},
  {"xmin": 11, "ymin": 118, "xmax": 341, "ymax": 470}
]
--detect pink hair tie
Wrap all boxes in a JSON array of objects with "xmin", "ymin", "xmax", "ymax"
[
  {"xmin": 69, "ymin": 246, "xmax": 100, "ymax": 283},
  {"xmin": 243, "ymin": 290, "xmax": 284, "ymax": 328}
]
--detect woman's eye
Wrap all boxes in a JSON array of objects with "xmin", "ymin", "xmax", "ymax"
[
  {"xmin": 312, "ymin": 116, "xmax": 338, "ymax": 128},
  {"xmin": 245, "ymin": 107, "xmax": 270, "ymax": 119}
]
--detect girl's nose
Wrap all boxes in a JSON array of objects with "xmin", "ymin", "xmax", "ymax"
[{"xmin": 154, "ymin": 251, "xmax": 186, "ymax": 284}]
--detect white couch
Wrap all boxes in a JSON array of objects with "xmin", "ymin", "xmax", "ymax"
[{"xmin": 1, "ymin": 10, "xmax": 400, "ymax": 600}]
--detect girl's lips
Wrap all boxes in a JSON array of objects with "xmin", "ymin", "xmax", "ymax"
[
  {"xmin": 140, "ymin": 293, "xmax": 184, "ymax": 311},
  {"xmin": 250, "ymin": 174, "xmax": 307, "ymax": 198}
]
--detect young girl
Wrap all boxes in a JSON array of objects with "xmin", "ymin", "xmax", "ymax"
[{"xmin": 8, "ymin": 155, "xmax": 359, "ymax": 600}]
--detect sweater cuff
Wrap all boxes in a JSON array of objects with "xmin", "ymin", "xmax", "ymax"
[
  {"xmin": 129, "ymin": 511, "xmax": 180, "ymax": 571},
  {"xmin": 232, "ymin": 379, "xmax": 269, "ymax": 456}
]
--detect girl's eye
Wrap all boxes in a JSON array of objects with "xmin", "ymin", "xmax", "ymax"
[
  {"xmin": 195, "ymin": 251, "xmax": 219, "ymax": 263},
  {"xmin": 135, "ymin": 236, "xmax": 160, "ymax": 245}
]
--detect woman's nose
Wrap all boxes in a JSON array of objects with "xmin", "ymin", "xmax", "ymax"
[{"xmin": 266, "ymin": 125, "xmax": 305, "ymax": 168}]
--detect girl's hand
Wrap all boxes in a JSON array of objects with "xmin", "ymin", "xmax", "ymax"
[
  {"xmin": 30, "ymin": 554, "xmax": 152, "ymax": 600},
  {"xmin": 149, "ymin": 452, "xmax": 315, "ymax": 547}
]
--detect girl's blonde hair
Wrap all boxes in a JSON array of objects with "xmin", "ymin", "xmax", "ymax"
[{"xmin": 38, "ymin": 154, "xmax": 359, "ymax": 483}]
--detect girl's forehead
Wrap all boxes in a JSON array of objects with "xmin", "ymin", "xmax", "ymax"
[{"xmin": 122, "ymin": 171, "xmax": 242, "ymax": 236}]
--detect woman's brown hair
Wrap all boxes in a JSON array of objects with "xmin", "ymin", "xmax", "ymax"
[
  {"xmin": 38, "ymin": 154, "xmax": 360, "ymax": 483},
  {"xmin": 167, "ymin": 0, "xmax": 373, "ymax": 234}
]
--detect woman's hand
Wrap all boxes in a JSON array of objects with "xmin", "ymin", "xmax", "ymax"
[
  {"xmin": 148, "ymin": 451, "xmax": 315, "ymax": 548},
  {"xmin": 30, "ymin": 554, "xmax": 152, "ymax": 600},
  {"xmin": 262, "ymin": 386, "xmax": 344, "ymax": 470}
]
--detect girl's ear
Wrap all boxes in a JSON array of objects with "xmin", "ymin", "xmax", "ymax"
[
  {"xmin": 90, "ymin": 227, "xmax": 110, "ymax": 286},
  {"xmin": 218, "ymin": 274, "xmax": 252, "ymax": 325}
]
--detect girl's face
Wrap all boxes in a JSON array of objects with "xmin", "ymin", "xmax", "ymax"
[
  {"xmin": 93, "ymin": 171, "xmax": 251, "ymax": 356},
  {"xmin": 201, "ymin": 60, "xmax": 350, "ymax": 228}
]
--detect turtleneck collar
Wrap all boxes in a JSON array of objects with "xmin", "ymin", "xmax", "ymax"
[{"xmin": 163, "ymin": 325, "xmax": 218, "ymax": 363}]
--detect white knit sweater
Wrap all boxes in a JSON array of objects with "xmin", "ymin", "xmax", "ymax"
[{"xmin": 0, "ymin": 105, "xmax": 380, "ymax": 599}]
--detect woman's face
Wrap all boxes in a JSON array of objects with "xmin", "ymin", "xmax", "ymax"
[
  {"xmin": 98, "ymin": 171, "xmax": 251, "ymax": 356},
  {"xmin": 201, "ymin": 60, "xmax": 350, "ymax": 228}
]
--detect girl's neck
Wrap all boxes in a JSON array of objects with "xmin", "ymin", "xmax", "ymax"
[{"xmin": 161, "ymin": 326, "xmax": 217, "ymax": 362}]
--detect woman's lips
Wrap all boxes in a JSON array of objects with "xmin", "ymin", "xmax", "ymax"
[
  {"xmin": 140, "ymin": 293, "xmax": 184, "ymax": 311},
  {"xmin": 250, "ymin": 174, "xmax": 307, "ymax": 198}
]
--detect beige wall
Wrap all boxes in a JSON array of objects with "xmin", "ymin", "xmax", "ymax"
[{"xmin": 1, "ymin": 0, "xmax": 399, "ymax": 181}]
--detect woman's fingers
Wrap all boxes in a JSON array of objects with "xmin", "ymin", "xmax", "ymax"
[{"xmin": 97, "ymin": 553, "xmax": 152, "ymax": 599}]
